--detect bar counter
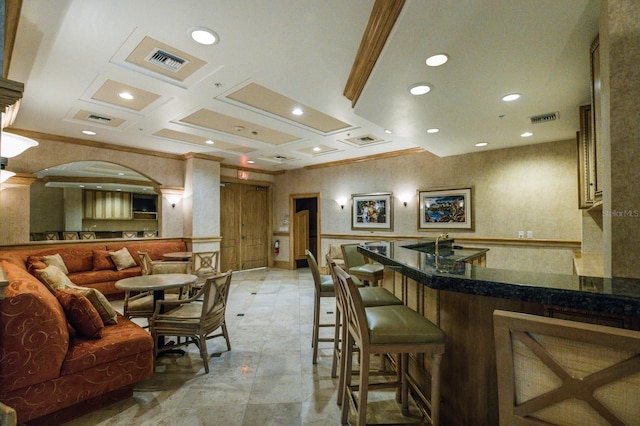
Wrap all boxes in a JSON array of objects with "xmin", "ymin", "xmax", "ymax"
[{"xmin": 357, "ymin": 240, "xmax": 640, "ymax": 425}]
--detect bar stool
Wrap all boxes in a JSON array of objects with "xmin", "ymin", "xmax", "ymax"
[
  {"xmin": 341, "ymin": 243, "xmax": 384, "ymax": 286},
  {"xmin": 327, "ymin": 255, "xmax": 404, "ymax": 407},
  {"xmin": 307, "ymin": 249, "xmax": 335, "ymax": 364},
  {"xmin": 335, "ymin": 265, "xmax": 445, "ymax": 426}
]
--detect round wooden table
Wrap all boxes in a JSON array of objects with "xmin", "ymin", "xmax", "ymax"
[{"xmin": 116, "ymin": 273, "xmax": 197, "ymax": 350}]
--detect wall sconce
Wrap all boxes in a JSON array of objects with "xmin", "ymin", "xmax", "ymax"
[
  {"xmin": 165, "ymin": 194, "xmax": 182, "ymax": 208},
  {"xmin": 336, "ymin": 198, "xmax": 347, "ymax": 210},
  {"xmin": 397, "ymin": 194, "xmax": 412, "ymax": 207},
  {"xmin": 0, "ymin": 132, "xmax": 39, "ymax": 183}
]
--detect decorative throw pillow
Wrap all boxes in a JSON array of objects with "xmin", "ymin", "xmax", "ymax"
[
  {"xmin": 93, "ymin": 249, "xmax": 116, "ymax": 271},
  {"xmin": 42, "ymin": 253, "xmax": 69, "ymax": 275},
  {"xmin": 35, "ymin": 265, "xmax": 118, "ymax": 325},
  {"xmin": 55, "ymin": 289, "xmax": 104, "ymax": 339},
  {"xmin": 83, "ymin": 288, "xmax": 118, "ymax": 325},
  {"xmin": 26, "ymin": 255, "xmax": 47, "ymax": 274},
  {"xmin": 35, "ymin": 264, "xmax": 75, "ymax": 291},
  {"xmin": 109, "ymin": 247, "xmax": 136, "ymax": 271}
]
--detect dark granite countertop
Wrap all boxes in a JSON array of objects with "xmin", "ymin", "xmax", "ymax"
[{"xmin": 359, "ymin": 240, "xmax": 640, "ymax": 317}]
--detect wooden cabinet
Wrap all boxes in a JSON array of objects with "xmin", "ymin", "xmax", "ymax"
[{"xmin": 83, "ymin": 190, "xmax": 133, "ymax": 220}]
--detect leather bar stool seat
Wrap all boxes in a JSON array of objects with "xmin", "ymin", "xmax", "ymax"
[{"xmin": 341, "ymin": 243, "xmax": 384, "ymax": 286}]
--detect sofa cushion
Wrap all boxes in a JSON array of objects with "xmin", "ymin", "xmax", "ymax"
[
  {"xmin": 68, "ymin": 269, "xmax": 119, "ymax": 287},
  {"xmin": 107, "ymin": 241, "xmax": 187, "ymax": 263},
  {"xmin": 109, "ymin": 247, "xmax": 137, "ymax": 271},
  {"xmin": 55, "ymin": 289, "xmax": 104, "ymax": 339},
  {"xmin": 61, "ymin": 314, "xmax": 154, "ymax": 376},
  {"xmin": 0, "ymin": 261, "xmax": 69, "ymax": 393},
  {"xmin": 92, "ymin": 249, "xmax": 116, "ymax": 271},
  {"xmin": 42, "ymin": 253, "xmax": 69, "ymax": 275}
]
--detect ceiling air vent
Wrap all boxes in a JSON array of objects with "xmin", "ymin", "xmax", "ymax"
[
  {"xmin": 145, "ymin": 48, "xmax": 188, "ymax": 72},
  {"xmin": 86, "ymin": 114, "xmax": 112, "ymax": 123},
  {"xmin": 529, "ymin": 111, "xmax": 559, "ymax": 124},
  {"xmin": 344, "ymin": 133, "xmax": 386, "ymax": 147}
]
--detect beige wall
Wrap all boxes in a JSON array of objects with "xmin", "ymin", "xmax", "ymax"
[{"xmin": 273, "ymin": 139, "xmax": 581, "ymax": 274}]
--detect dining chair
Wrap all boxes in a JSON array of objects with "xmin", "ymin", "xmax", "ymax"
[
  {"xmin": 190, "ymin": 251, "xmax": 220, "ymax": 293},
  {"xmin": 62, "ymin": 231, "xmax": 79, "ymax": 240},
  {"xmin": 307, "ymin": 249, "xmax": 335, "ymax": 364},
  {"xmin": 122, "ymin": 231, "xmax": 138, "ymax": 238},
  {"xmin": 142, "ymin": 230, "xmax": 156, "ymax": 238},
  {"xmin": 122, "ymin": 252, "xmax": 191, "ymax": 321},
  {"xmin": 335, "ymin": 265, "xmax": 445, "ymax": 425},
  {"xmin": 493, "ymin": 310, "xmax": 640, "ymax": 426},
  {"xmin": 79, "ymin": 231, "xmax": 96, "ymax": 239},
  {"xmin": 44, "ymin": 231, "xmax": 60, "ymax": 240},
  {"xmin": 149, "ymin": 270, "xmax": 233, "ymax": 373},
  {"xmin": 341, "ymin": 243, "xmax": 384, "ymax": 286}
]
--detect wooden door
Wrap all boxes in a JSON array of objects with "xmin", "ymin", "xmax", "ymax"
[
  {"xmin": 294, "ymin": 210, "xmax": 309, "ymax": 260},
  {"xmin": 240, "ymin": 185, "xmax": 268, "ymax": 269},
  {"xmin": 220, "ymin": 183, "xmax": 240, "ymax": 271},
  {"xmin": 220, "ymin": 182, "xmax": 269, "ymax": 271}
]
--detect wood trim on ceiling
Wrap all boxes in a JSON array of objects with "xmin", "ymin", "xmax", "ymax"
[
  {"xmin": 221, "ymin": 163, "xmax": 285, "ymax": 176},
  {"xmin": 304, "ymin": 147, "xmax": 423, "ymax": 170},
  {"xmin": 6, "ymin": 128, "xmax": 223, "ymax": 162},
  {"xmin": 4, "ymin": 0, "xmax": 23, "ymax": 78},
  {"xmin": 343, "ymin": 0, "xmax": 406, "ymax": 107}
]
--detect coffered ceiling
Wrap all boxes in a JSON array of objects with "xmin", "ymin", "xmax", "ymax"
[{"xmin": 7, "ymin": 0, "xmax": 601, "ymax": 173}]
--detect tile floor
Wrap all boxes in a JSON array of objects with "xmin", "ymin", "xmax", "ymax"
[{"xmin": 65, "ymin": 268, "xmax": 425, "ymax": 425}]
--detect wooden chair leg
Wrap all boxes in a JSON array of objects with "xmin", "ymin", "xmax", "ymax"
[
  {"xmin": 199, "ymin": 335, "xmax": 209, "ymax": 374},
  {"xmin": 221, "ymin": 321, "xmax": 231, "ymax": 351},
  {"xmin": 312, "ymin": 294, "xmax": 320, "ymax": 363},
  {"xmin": 357, "ymin": 349, "xmax": 370, "ymax": 426},
  {"xmin": 431, "ymin": 352, "xmax": 443, "ymax": 426},
  {"xmin": 331, "ymin": 306, "xmax": 341, "ymax": 378},
  {"xmin": 401, "ymin": 353, "xmax": 409, "ymax": 415},
  {"xmin": 336, "ymin": 307, "xmax": 350, "ymax": 407},
  {"xmin": 341, "ymin": 332, "xmax": 354, "ymax": 424}
]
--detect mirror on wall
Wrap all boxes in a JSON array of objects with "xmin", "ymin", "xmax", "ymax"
[{"xmin": 30, "ymin": 161, "xmax": 160, "ymax": 240}]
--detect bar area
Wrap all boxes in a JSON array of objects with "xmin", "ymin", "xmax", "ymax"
[{"xmin": 358, "ymin": 239, "xmax": 640, "ymax": 425}]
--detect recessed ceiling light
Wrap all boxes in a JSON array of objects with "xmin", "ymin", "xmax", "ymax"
[
  {"xmin": 116, "ymin": 189, "xmax": 122, "ymax": 192},
  {"xmin": 408, "ymin": 83, "xmax": 432, "ymax": 96},
  {"xmin": 313, "ymin": 147, "xmax": 321, "ymax": 152},
  {"xmin": 119, "ymin": 91, "xmax": 134, "ymax": 100},
  {"xmin": 96, "ymin": 185, "xmax": 103, "ymax": 189},
  {"xmin": 501, "ymin": 93, "xmax": 521, "ymax": 102},
  {"xmin": 427, "ymin": 128, "xmax": 440, "ymax": 134},
  {"xmin": 82, "ymin": 130, "xmax": 96, "ymax": 135},
  {"xmin": 475, "ymin": 142, "xmax": 489, "ymax": 147},
  {"xmin": 292, "ymin": 107, "xmax": 304, "ymax": 116},
  {"xmin": 247, "ymin": 160, "xmax": 255, "ymax": 164},
  {"xmin": 189, "ymin": 27, "xmax": 219, "ymax": 45},
  {"xmin": 118, "ymin": 172, "xmax": 125, "ymax": 176},
  {"xmin": 384, "ymin": 129, "xmax": 393, "ymax": 134},
  {"xmin": 79, "ymin": 185, "xmax": 85, "ymax": 188},
  {"xmin": 205, "ymin": 140, "xmax": 214, "ymax": 145},
  {"xmin": 426, "ymin": 54, "xmax": 449, "ymax": 67},
  {"xmin": 521, "ymin": 132, "xmax": 533, "ymax": 137}
]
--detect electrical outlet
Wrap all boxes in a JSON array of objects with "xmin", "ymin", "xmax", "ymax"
[
  {"xmin": 518, "ymin": 231, "xmax": 524, "ymax": 238},
  {"xmin": 527, "ymin": 230, "xmax": 533, "ymax": 238}
]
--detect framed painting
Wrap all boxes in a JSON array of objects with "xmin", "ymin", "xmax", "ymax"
[
  {"xmin": 418, "ymin": 187, "xmax": 472, "ymax": 230},
  {"xmin": 351, "ymin": 192, "xmax": 393, "ymax": 231}
]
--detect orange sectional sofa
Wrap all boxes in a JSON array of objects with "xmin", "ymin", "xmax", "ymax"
[
  {"xmin": 0, "ymin": 239, "xmax": 188, "ymax": 424},
  {"xmin": 0, "ymin": 239, "xmax": 188, "ymax": 297}
]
